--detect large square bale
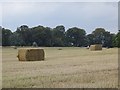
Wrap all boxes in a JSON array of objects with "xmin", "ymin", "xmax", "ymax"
[
  {"xmin": 90, "ymin": 44, "xmax": 102, "ymax": 51},
  {"xmin": 17, "ymin": 48, "xmax": 45, "ymax": 61}
]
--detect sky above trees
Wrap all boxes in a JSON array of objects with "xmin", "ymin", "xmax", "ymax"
[{"xmin": 0, "ymin": 0, "xmax": 118, "ymax": 34}]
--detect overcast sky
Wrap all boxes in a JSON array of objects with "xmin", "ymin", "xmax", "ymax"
[{"xmin": 0, "ymin": 0, "xmax": 118, "ymax": 34}]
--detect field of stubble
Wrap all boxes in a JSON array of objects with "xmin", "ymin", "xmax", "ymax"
[{"xmin": 2, "ymin": 47, "xmax": 118, "ymax": 88}]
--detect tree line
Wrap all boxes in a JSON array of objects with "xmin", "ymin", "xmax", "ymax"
[{"xmin": 1, "ymin": 25, "xmax": 120, "ymax": 47}]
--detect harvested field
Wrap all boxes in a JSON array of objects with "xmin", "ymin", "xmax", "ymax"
[{"xmin": 2, "ymin": 47, "xmax": 118, "ymax": 88}]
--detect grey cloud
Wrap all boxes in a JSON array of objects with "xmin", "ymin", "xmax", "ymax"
[{"xmin": 2, "ymin": 2, "xmax": 118, "ymax": 34}]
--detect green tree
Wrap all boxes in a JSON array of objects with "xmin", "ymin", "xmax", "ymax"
[
  {"xmin": 66, "ymin": 27, "xmax": 86, "ymax": 47},
  {"xmin": 2, "ymin": 28, "xmax": 12, "ymax": 46},
  {"xmin": 52, "ymin": 25, "xmax": 65, "ymax": 46},
  {"xmin": 10, "ymin": 32, "xmax": 24, "ymax": 46},
  {"xmin": 92, "ymin": 28, "xmax": 113, "ymax": 47},
  {"xmin": 16, "ymin": 25, "xmax": 32, "ymax": 46},
  {"xmin": 92, "ymin": 28, "xmax": 105, "ymax": 44},
  {"xmin": 41, "ymin": 27, "xmax": 53, "ymax": 46},
  {"xmin": 31, "ymin": 26, "xmax": 53, "ymax": 46},
  {"xmin": 112, "ymin": 34, "xmax": 117, "ymax": 47},
  {"xmin": 47, "ymin": 27, "xmax": 53, "ymax": 46},
  {"xmin": 31, "ymin": 25, "xmax": 45, "ymax": 46},
  {"xmin": 87, "ymin": 34, "xmax": 95, "ymax": 46},
  {"xmin": 103, "ymin": 32, "xmax": 113, "ymax": 48},
  {"xmin": 114, "ymin": 31, "xmax": 120, "ymax": 47}
]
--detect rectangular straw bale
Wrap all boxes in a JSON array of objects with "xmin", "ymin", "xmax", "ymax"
[
  {"xmin": 18, "ymin": 48, "xmax": 45, "ymax": 61},
  {"xmin": 90, "ymin": 44, "xmax": 102, "ymax": 51}
]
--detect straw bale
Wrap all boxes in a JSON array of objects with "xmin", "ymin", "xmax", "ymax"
[
  {"xmin": 90, "ymin": 44, "xmax": 102, "ymax": 51},
  {"xmin": 17, "ymin": 48, "xmax": 45, "ymax": 61},
  {"xmin": 58, "ymin": 48, "xmax": 62, "ymax": 50}
]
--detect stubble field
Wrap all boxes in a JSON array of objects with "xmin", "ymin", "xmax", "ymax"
[{"xmin": 2, "ymin": 47, "xmax": 118, "ymax": 88}]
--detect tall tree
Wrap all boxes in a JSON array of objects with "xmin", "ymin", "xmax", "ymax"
[
  {"xmin": 114, "ymin": 31, "xmax": 120, "ymax": 47},
  {"xmin": 16, "ymin": 25, "xmax": 32, "ymax": 46},
  {"xmin": 52, "ymin": 25, "xmax": 65, "ymax": 46},
  {"xmin": 31, "ymin": 25, "xmax": 53, "ymax": 46},
  {"xmin": 10, "ymin": 32, "xmax": 24, "ymax": 46},
  {"xmin": 2, "ymin": 28, "xmax": 12, "ymax": 46},
  {"xmin": 102, "ymin": 31, "xmax": 113, "ymax": 47},
  {"xmin": 40, "ymin": 27, "xmax": 53, "ymax": 46},
  {"xmin": 112, "ymin": 33, "xmax": 117, "ymax": 47},
  {"xmin": 92, "ymin": 28, "xmax": 113, "ymax": 47},
  {"xmin": 87, "ymin": 34, "xmax": 95, "ymax": 46},
  {"xmin": 66, "ymin": 27, "xmax": 86, "ymax": 47},
  {"xmin": 92, "ymin": 28, "xmax": 105, "ymax": 44},
  {"xmin": 31, "ymin": 25, "xmax": 45, "ymax": 46}
]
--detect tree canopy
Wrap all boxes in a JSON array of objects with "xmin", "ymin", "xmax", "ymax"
[{"xmin": 1, "ymin": 25, "xmax": 119, "ymax": 47}]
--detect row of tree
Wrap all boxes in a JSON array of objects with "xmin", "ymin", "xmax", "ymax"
[{"xmin": 1, "ymin": 25, "xmax": 120, "ymax": 47}]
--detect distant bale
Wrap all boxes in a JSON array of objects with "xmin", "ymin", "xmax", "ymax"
[
  {"xmin": 14, "ymin": 46, "xmax": 17, "ymax": 49},
  {"xmin": 90, "ymin": 44, "xmax": 102, "ymax": 51},
  {"xmin": 58, "ymin": 48, "xmax": 62, "ymax": 50},
  {"xmin": 17, "ymin": 48, "xmax": 45, "ymax": 61}
]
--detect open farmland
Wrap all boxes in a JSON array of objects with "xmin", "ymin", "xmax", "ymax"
[{"xmin": 2, "ymin": 47, "xmax": 118, "ymax": 88}]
